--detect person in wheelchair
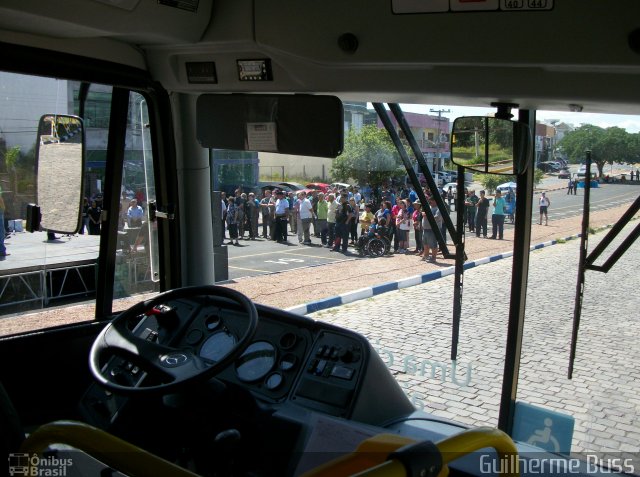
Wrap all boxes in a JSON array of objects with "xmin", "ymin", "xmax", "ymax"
[{"xmin": 357, "ymin": 217, "xmax": 391, "ymax": 256}]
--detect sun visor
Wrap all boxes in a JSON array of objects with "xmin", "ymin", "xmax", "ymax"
[{"xmin": 196, "ymin": 94, "xmax": 344, "ymax": 158}]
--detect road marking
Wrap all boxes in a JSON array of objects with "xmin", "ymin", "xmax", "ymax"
[
  {"xmin": 228, "ymin": 265, "xmax": 271, "ymax": 273},
  {"xmin": 228, "ymin": 247, "xmax": 349, "ymax": 261},
  {"xmin": 228, "ymin": 249, "xmax": 297, "ymax": 260},
  {"xmin": 265, "ymin": 258, "xmax": 305, "ymax": 264},
  {"xmin": 282, "ymin": 251, "xmax": 345, "ymax": 261}
]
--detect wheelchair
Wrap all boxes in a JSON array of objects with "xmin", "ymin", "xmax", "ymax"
[{"xmin": 356, "ymin": 225, "xmax": 392, "ymax": 257}]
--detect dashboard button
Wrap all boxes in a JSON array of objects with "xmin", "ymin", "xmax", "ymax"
[
  {"xmin": 307, "ymin": 359, "xmax": 319, "ymax": 373},
  {"xmin": 315, "ymin": 360, "xmax": 327, "ymax": 375},
  {"xmin": 330, "ymin": 365, "xmax": 355, "ymax": 380}
]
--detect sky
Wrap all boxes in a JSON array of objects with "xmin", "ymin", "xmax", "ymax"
[{"xmin": 397, "ymin": 104, "xmax": 640, "ymax": 134}]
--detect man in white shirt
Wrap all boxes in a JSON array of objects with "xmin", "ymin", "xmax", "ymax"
[
  {"xmin": 296, "ymin": 191, "xmax": 314, "ymax": 244},
  {"xmin": 538, "ymin": 192, "xmax": 551, "ymax": 226},
  {"xmin": 274, "ymin": 190, "xmax": 289, "ymax": 243},
  {"xmin": 127, "ymin": 199, "xmax": 144, "ymax": 228},
  {"xmin": 326, "ymin": 193, "xmax": 337, "ymax": 248}
]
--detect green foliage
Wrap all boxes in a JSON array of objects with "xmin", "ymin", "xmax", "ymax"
[
  {"xmin": 475, "ymin": 174, "xmax": 506, "ymax": 194},
  {"xmin": 3, "ymin": 145, "xmax": 21, "ymax": 170},
  {"xmin": 534, "ymin": 168, "xmax": 544, "ymax": 187},
  {"xmin": 558, "ymin": 124, "xmax": 640, "ymax": 177},
  {"xmin": 332, "ymin": 125, "xmax": 405, "ymax": 188}
]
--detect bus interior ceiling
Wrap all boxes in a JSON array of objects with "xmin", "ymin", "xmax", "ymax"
[{"xmin": 0, "ymin": 1, "xmax": 639, "ymax": 113}]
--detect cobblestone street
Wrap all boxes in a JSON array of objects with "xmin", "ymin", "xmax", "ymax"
[{"xmin": 310, "ymin": 223, "xmax": 640, "ymax": 461}]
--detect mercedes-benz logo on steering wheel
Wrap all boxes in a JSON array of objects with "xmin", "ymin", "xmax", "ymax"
[{"xmin": 162, "ymin": 353, "xmax": 189, "ymax": 366}]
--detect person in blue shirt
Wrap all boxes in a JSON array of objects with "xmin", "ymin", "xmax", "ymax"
[
  {"xmin": 490, "ymin": 190, "xmax": 506, "ymax": 240},
  {"xmin": 375, "ymin": 201, "xmax": 391, "ymax": 227},
  {"xmin": 408, "ymin": 187, "xmax": 417, "ymax": 205}
]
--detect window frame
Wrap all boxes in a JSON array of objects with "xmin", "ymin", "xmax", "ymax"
[{"xmin": 1, "ymin": 41, "xmax": 181, "ymax": 323}]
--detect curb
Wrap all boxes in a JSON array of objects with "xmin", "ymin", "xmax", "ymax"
[{"xmin": 286, "ymin": 227, "xmax": 615, "ymax": 316}]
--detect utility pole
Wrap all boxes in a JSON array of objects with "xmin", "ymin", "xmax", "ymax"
[{"xmin": 430, "ymin": 108, "xmax": 450, "ymax": 172}]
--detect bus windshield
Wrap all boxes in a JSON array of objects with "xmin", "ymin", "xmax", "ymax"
[{"xmin": 1, "ymin": 2, "xmax": 639, "ymax": 476}]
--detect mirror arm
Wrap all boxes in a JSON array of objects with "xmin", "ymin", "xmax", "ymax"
[
  {"xmin": 78, "ymin": 82, "xmax": 90, "ymax": 119},
  {"xmin": 148, "ymin": 201, "xmax": 175, "ymax": 221},
  {"xmin": 491, "ymin": 102, "xmax": 518, "ymax": 121}
]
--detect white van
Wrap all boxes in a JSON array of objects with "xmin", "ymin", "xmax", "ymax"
[
  {"xmin": 418, "ymin": 172, "xmax": 443, "ymax": 187},
  {"xmin": 576, "ymin": 165, "xmax": 587, "ymax": 178}
]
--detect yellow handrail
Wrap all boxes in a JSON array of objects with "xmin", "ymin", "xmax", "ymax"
[
  {"xmin": 303, "ymin": 427, "xmax": 519, "ymax": 477},
  {"xmin": 20, "ymin": 420, "xmax": 198, "ymax": 477}
]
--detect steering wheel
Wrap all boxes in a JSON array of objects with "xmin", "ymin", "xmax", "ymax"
[{"xmin": 89, "ymin": 285, "xmax": 258, "ymax": 394}]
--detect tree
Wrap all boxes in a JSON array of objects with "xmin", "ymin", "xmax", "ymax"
[
  {"xmin": 2, "ymin": 145, "xmax": 21, "ymax": 194},
  {"xmin": 332, "ymin": 125, "xmax": 405, "ymax": 189},
  {"xmin": 558, "ymin": 124, "xmax": 638, "ymax": 178}
]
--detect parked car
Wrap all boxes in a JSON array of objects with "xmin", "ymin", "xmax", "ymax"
[
  {"xmin": 329, "ymin": 182, "xmax": 351, "ymax": 191},
  {"xmin": 558, "ymin": 169, "xmax": 571, "ymax": 179},
  {"xmin": 537, "ymin": 161, "xmax": 561, "ymax": 173},
  {"xmin": 442, "ymin": 170, "xmax": 458, "ymax": 182},
  {"xmin": 443, "ymin": 182, "xmax": 458, "ymax": 198},
  {"xmin": 278, "ymin": 181, "xmax": 306, "ymax": 191},
  {"xmin": 277, "ymin": 182, "xmax": 316, "ymax": 196},
  {"xmin": 576, "ymin": 164, "xmax": 589, "ymax": 179},
  {"xmin": 306, "ymin": 182, "xmax": 330, "ymax": 193},
  {"xmin": 251, "ymin": 181, "xmax": 294, "ymax": 196},
  {"xmin": 418, "ymin": 173, "xmax": 443, "ymax": 187}
]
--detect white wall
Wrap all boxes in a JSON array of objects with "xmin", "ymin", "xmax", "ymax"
[
  {"xmin": 258, "ymin": 152, "xmax": 334, "ymax": 181},
  {"xmin": 0, "ymin": 73, "xmax": 70, "ymax": 151}
]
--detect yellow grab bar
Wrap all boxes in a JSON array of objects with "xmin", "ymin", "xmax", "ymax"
[
  {"xmin": 304, "ymin": 426, "xmax": 519, "ymax": 477},
  {"xmin": 20, "ymin": 420, "xmax": 198, "ymax": 477}
]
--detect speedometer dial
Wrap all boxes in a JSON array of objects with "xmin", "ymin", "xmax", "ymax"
[
  {"xmin": 235, "ymin": 341, "xmax": 276, "ymax": 382},
  {"xmin": 199, "ymin": 331, "xmax": 237, "ymax": 362}
]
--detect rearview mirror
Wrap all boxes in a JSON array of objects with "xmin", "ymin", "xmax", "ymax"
[
  {"xmin": 36, "ymin": 114, "xmax": 85, "ymax": 233},
  {"xmin": 196, "ymin": 94, "xmax": 344, "ymax": 158},
  {"xmin": 451, "ymin": 117, "xmax": 531, "ymax": 175}
]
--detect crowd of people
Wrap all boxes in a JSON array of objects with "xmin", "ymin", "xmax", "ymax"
[{"xmin": 218, "ymin": 182, "xmax": 526, "ymax": 262}]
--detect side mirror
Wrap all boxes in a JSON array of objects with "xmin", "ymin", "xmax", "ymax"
[
  {"xmin": 451, "ymin": 117, "xmax": 531, "ymax": 175},
  {"xmin": 35, "ymin": 114, "xmax": 85, "ymax": 233}
]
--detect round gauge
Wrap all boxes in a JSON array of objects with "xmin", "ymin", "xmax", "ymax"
[
  {"xmin": 235, "ymin": 341, "xmax": 276, "ymax": 382},
  {"xmin": 279, "ymin": 353, "xmax": 297, "ymax": 371},
  {"xmin": 199, "ymin": 330, "xmax": 236, "ymax": 362},
  {"xmin": 265, "ymin": 373, "xmax": 283, "ymax": 391},
  {"xmin": 279, "ymin": 332, "xmax": 297, "ymax": 349},
  {"xmin": 204, "ymin": 315, "xmax": 221, "ymax": 331}
]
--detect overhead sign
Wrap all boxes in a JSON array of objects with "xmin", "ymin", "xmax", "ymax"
[{"xmin": 392, "ymin": 0, "xmax": 553, "ymax": 13}]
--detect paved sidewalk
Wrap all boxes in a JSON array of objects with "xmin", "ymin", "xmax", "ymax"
[{"xmin": 309, "ymin": 222, "xmax": 640, "ymax": 461}]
